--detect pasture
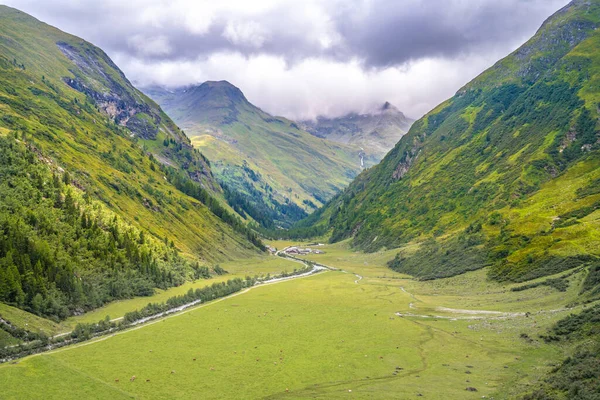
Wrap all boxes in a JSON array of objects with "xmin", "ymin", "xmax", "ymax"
[{"xmin": 0, "ymin": 243, "xmax": 586, "ymax": 399}]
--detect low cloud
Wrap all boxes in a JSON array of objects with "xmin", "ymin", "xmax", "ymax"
[{"xmin": 4, "ymin": 0, "xmax": 570, "ymax": 119}]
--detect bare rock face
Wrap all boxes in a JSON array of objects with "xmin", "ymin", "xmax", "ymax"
[{"xmin": 58, "ymin": 41, "xmax": 160, "ymax": 139}]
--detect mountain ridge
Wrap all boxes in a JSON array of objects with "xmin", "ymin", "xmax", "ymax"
[
  {"xmin": 0, "ymin": 5, "xmax": 262, "ymax": 320},
  {"xmin": 300, "ymin": 101, "xmax": 414, "ymax": 163},
  {"xmin": 298, "ymin": 0, "xmax": 600, "ymax": 283},
  {"xmin": 145, "ymin": 80, "xmax": 365, "ymax": 229}
]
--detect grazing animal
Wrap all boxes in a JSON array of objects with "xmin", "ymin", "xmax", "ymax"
[
  {"xmin": 193, "ymin": 358, "xmax": 196, "ymax": 361},
  {"xmin": 146, "ymin": 379, "xmax": 150, "ymax": 382},
  {"xmin": 171, "ymin": 370, "xmax": 175, "ymax": 374},
  {"xmin": 130, "ymin": 376, "xmax": 136, "ymax": 382},
  {"xmin": 115, "ymin": 379, "xmax": 119, "ymax": 383}
]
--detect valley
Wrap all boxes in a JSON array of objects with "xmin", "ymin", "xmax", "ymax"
[
  {"xmin": 0, "ymin": 241, "xmax": 592, "ymax": 399},
  {"xmin": 1, "ymin": 1, "xmax": 599, "ymax": 399},
  {"xmin": 145, "ymin": 82, "xmax": 367, "ymax": 228}
]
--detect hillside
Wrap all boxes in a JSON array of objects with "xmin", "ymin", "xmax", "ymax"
[
  {"xmin": 0, "ymin": 6, "xmax": 262, "ymax": 320},
  {"xmin": 145, "ymin": 82, "xmax": 364, "ymax": 228},
  {"xmin": 300, "ymin": 102, "xmax": 414, "ymax": 164},
  {"xmin": 303, "ymin": 0, "xmax": 600, "ymax": 282}
]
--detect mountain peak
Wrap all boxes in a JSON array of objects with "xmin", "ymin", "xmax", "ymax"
[
  {"xmin": 380, "ymin": 101, "xmax": 400, "ymax": 113},
  {"xmin": 190, "ymin": 80, "xmax": 248, "ymax": 105}
]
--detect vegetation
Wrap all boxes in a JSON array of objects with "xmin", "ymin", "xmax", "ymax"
[
  {"xmin": 1, "ymin": 242, "xmax": 591, "ymax": 399},
  {"xmin": 146, "ymin": 82, "xmax": 364, "ymax": 228},
  {"xmin": 0, "ymin": 6, "xmax": 265, "ymax": 321},
  {"xmin": 301, "ymin": 0, "xmax": 600, "ymax": 284},
  {"xmin": 0, "ymin": 136, "xmax": 215, "ymax": 320},
  {"xmin": 122, "ymin": 278, "xmax": 249, "ymax": 324},
  {"xmin": 524, "ymin": 304, "xmax": 600, "ymax": 399}
]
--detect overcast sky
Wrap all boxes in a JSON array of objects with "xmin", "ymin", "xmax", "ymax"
[{"xmin": 4, "ymin": 0, "xmax": 570, "ymax": 120}]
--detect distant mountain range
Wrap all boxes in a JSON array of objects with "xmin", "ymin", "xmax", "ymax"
[
  {"xmin": 145, "ymin": 81, "xmax": 366, "ymax": 228},
  {"xmin": 300, "ymin": 102, "xmax": 414, "ymax": 164}
]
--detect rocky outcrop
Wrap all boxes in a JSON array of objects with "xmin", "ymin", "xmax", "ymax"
[{"xmin": 58, "ymin": 41, "xmax": 160, "ymax": 139}]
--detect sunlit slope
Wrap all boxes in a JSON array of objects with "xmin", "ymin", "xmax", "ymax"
[
  {"xmin": 307, "ymin": 0, "xmax": 600, "ymax": 282},
  {"xmin": 0, "ymin": 6, "xmax": 262, "ymax": 319}
]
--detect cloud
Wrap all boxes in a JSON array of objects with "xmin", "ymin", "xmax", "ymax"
[
  {"xmin": 3, "ymin": 0, "xmax": 571, "ymax": 119},
  {"xmin": 127, "ymin": 35, "xmax": 172, "ymax": 56},
  {"xmin": 115, "ymin": 50, "xmax": 508, "ymax": 120},
  {"xmin": 332, "ymin": 0, "xmax": 570, "ymax": 67},
  {"xmin": 223, "ymin": 21, "xmax": 269, "ymax": 48}
]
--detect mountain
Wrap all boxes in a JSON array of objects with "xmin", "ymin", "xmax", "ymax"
[
  {"xmin": 0, "ymin": 6, "xmax": 262, "ymax": 319},
  {"xmin": 301, "ymin": 0, "xmax": 600, "ymax": 283},
  {"xmin": 145, "ymin": 82, "xmax": 364, "ymax": 229},
  {"xmin": 300, "ymin": 102, "xmax": 414, "ymax": 164}
]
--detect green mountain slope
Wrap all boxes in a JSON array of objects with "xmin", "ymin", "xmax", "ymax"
[
  {"xmin": 145, "ymin": 82, "xmax": 364, "ymax": 228},
  {"xmin": 300, "ymin": 102, "xmax": 414, "ymax": 164},
  {"xmin": 305, "ymin": 0, "xmax": 600, "ymax": 282},
  {"xmin": 0, "ymin": 6, "xmax": 262, "ymax": 319}
]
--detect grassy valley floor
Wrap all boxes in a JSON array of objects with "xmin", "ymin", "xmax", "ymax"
[{"xmin": 1, "ymin": 242, "xmax": 594, "ymax": 399}]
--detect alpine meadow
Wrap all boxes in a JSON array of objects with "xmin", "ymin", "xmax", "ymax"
[{"xmin": 0, "ymin": 1, "xmax": 599, "ymax": 399}]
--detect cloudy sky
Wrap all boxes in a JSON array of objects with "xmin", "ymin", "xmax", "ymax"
[{"xmin": 4, "ymin": 0, "xmax": 570, "ymax": 120}]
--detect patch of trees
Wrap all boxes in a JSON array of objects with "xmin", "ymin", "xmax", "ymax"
[
  {"xmin": 163, "ymin": 167, "xmax": 265, "ymax": 250},
  {"xmin": 387, "ymin": 223, "xmax": 488, "ymax": 280},
  {"xmin": 123, "ymin": 278, "xmax": 249, "ymax": 324},
  {"xmin": 0, "ymin": 137, "xmax": 203, "ymax": 320},
  {"xmin": 221, "ymin": 181, "xmax": 307, "ymax": 229},
  {"xmin": 581, "ymin": 262, "xmax": 600, "ymax": 296},
  {"xmin": 511, "ymin": 277, "xmax": 569, "ymax": 293}
]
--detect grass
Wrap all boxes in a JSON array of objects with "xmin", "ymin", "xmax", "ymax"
[
  {"xmin": 61, "ymin": 255, "xmax": 300, "ymax": 329},
  {"xmin": 268, "ymin": 239, "xmax": 405, "ymax": 278},
  {"xmin": 1, "ymin": 245, "xmax": 592, "ymax": 399},
  {"xmin": 0, "ymin": 303, "xmax": 62, "ymax": 335}
]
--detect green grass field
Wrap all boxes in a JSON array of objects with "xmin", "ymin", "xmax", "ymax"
[
  {"xmin": 0, "ymin": 255, "xmax": 299, "ymax": 337},
  {"xmin": 1, "ymin": 244, "xmax": 590, "ymax": 399},
  {"xmin": 62, "ymin": 255, "xmax": 300, "ymax": 329}
]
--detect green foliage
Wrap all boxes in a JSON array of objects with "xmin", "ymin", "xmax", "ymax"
[
  {"xmin": 388, "ymin": 226, "xmax": 487, "ymax": 279},
  {"xmin": 523, "ymin": 344, "xmax": 600, "ymax": 400},
  {"xmin": 221, "ymin": 181, "xmax": 307, "ymax": 229},
  {"xmin": 511, "ymin": 278, "xmax": 569, "ymax": 293},
  {"xmin": 581, "ymin": 263, "xmax": 600, "ymax": 295},
  {"xmin": 122, "ymin": 278, "xmax": 249, "ymax": 324},
  {"xmin": 526, "ymin": 305, "xmax": 600, "ymax": 399},
  {"xmin": 0, "ymin": 137, "xmax": 203, "ymax": 320},
  {"xmin": 163, "ymin": 167, "xmax": 264, "ymax": 250},
  {"xmin": 298, "ymin": 1, "xmax": 600, "ymax": 282}
]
